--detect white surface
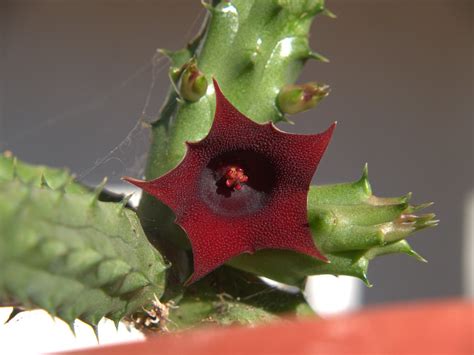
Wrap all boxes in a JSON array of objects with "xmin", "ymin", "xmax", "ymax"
[
  {"xmin": 305, "ymin": 275, "xmax": 362, "ymax": 317},
  {"xmin": 0, "ymin": 307, "xmax": 144, "ymax": 355}
]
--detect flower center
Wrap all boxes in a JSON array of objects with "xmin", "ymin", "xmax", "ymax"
[
  {"xmin": 199, "ymin": 150, "xmax": 277, "ymax": 217},
  {"xmin": 224, "ymin": 166, "xmax": 248, "ymax": 191}
]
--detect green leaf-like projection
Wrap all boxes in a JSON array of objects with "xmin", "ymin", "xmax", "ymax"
[
  {"xmin": 228, "ymin": 165, "xmax": 436, "ymax": 288},
  {"xmin": 0, "ymin": 154, "xmax": 167, "ymax": 328}
]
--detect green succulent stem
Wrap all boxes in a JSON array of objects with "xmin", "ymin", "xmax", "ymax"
[
  {"xmin": 0, "ymin": 154, "xmax": 167, "ymax": 329},
  {"xmin": 139, "ymin": 0, "xmax": 331, "ymax": 284}
]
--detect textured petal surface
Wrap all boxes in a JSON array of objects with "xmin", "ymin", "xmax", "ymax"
[{"xmin": 125, "ymin": 80, "xmax": 335, "ymax": 283}]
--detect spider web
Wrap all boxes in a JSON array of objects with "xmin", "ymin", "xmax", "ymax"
[
  {"xmin": 0, "ymin": 57, "xmax": 166, "ymax": 188},
  {"xmin": 0, "ymin": 4, "xmax": 207, "ymax": 189},
  {"xmin": 74, "ymin": 51, "xmax": 168, "ymax": 184}
]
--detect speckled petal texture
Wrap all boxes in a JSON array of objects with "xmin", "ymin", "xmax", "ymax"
[{"xmin": 125, "ymin": 80, "xmax": 336, "ymax": 283}]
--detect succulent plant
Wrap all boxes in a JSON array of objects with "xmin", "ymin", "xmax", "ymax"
[{"xmin": 0, "ymin": 0, "xmax": 437, "ymax": 335}]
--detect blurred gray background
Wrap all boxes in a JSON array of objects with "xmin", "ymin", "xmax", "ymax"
[{"xmin": 0, "ymin": 0, "xmax": 472, "ymax": 306}]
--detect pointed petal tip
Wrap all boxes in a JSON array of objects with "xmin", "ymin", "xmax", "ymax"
[
  {"xmin": 311, "ymin": 249, "xmax": 330, "ymax": 264},
  {"xmin": 323, "ymin": 121, "xmax": 337, "ymax": 137},
  {"xmin": 211, "ymin": 76, "xmax": 219, "ymax": 89},
  {"xmin": 212, "ymin": 77, "xmax": 225, "ymax": 100},
  {"xmin": 122, "ymin": 176, "xmax": 149, "ymax": 190},
  {"xmin": 184, "ymin": 272, "xmax": 201, "ymax": 286},
  {"xmin": 122, "ymin": 176, "xmax": 140, "ymax": 184}
]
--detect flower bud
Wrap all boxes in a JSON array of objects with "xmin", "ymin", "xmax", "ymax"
[
  {"xmin": 277, "ymin": 82, "xmax": 329, "ymax": 115},
  {"xmin": 179, "ymin": 59, "xmax": 208, "ymax": 102}
]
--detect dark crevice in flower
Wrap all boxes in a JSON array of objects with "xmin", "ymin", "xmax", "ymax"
[{"xmin": 200, "ymin": 149, "xmax": 277, "ymax": 216}]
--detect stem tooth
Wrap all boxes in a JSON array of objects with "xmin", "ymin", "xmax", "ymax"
[
  {"xmin": 323, "ymin": 8, "xmax": 337, "ymax": 19},
  {"xmin": 58, "ymin": 174, "xmax": 75, "ymax": 193},
  {"xmin": 308, "ymin": 51, "xmax": 330, "ymax": 63},
  {"xmin": 40, "ymin": 173, "xmax": 49, "ymax": 188},
  {"xmin": 5, "ymin": 307, "xmax": 24, "ymax": 324},
  {"xmin": 403, "ymin": 192, "xmax": 413, "ymax": 203},
  {"xmin": 117, "ymin": 193, "xmax": 134, "ymax": 215},
  {"xmin": 406, "ymin": 248, "xmax": 428, "ymax": 263},
  {"xmin": 412, "ymin": 202, "xmax": 434, "ymax": 211},
  {"xmin": 91, "ymin": 177, "xmax": 108, "ymax": 206},
  {"xmin": 355, "ymin": 163, "xmax": 372, "ymax": 196}
]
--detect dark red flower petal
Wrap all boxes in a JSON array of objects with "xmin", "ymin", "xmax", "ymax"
[{"xmin": 125, "ymin": 80, "xmax": 336, "ymax": 284}]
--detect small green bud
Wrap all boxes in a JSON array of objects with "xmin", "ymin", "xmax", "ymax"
[
  {"xmin": 277, "ymin": 82, "xmax": 330, "ymax": 115},
  {"xmin": 179, "ymin": 59, "xmax": 208, "ymax": 102}
]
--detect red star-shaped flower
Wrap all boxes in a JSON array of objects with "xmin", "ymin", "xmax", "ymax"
[{"xmin": 125, "ymin": 80, "xmax": 336, "ymax": 284}]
